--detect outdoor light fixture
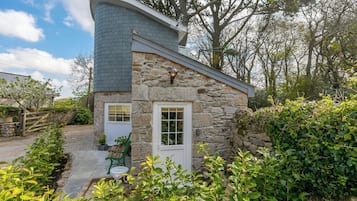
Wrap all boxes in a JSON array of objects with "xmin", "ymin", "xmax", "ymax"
[{"xmin": 168, "ymin": 68, "xmax": 178, "ymax": 84}]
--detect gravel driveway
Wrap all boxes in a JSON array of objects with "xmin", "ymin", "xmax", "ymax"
[{"xmin": 0, "ymin": 125, "xmax": 95, "ymax": 164}]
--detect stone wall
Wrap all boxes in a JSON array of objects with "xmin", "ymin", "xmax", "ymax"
[
  {"xmin": 230, "ymin": 109, "xmax": 272, "ymax": 160},
  {"xmin": 93, "ymin": 92, "xmax": 131, "ymax": 140},
  {"xmin": 131, "ymin": 52, "xmax": 249, "ymax": 170}
]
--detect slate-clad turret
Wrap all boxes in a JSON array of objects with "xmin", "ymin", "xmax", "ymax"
[{"xmin": 90, "ymin": 0, "xmax": 187, "ymax": 92}]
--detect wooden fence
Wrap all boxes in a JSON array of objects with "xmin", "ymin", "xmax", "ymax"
[
  {"xmin": 21, "ymin": 111, "xmax": 54, "ymax": 135},
  {"xmin": 0, "ymin": 110, "xmax": 74, "ymax": 137}
]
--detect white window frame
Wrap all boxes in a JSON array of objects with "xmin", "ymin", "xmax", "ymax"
[{"xmin": 106, "ymin": 103, "xmax": 131, "ymax": 124}]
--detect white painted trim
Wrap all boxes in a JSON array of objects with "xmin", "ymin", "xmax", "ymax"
[{"xmin": 153, "ymin": 102, "xmax": 192, "ymax": 171}]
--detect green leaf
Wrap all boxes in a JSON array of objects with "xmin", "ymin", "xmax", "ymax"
[{"xmin": 249, "ymin": 192, "xmax": 261, "ymax": 199}]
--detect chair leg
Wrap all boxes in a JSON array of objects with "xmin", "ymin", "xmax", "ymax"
[{"xmin": 107, "ymin": 159, "xmax": 113, "ymax": 175}]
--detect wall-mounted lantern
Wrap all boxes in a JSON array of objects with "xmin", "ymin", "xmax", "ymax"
[{"xmin": 168, "ymin": 68, "xmax": 178, "ymax": 84}]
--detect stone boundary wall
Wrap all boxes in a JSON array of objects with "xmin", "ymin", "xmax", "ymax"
[{"xmin": 230, "ymin": 109, "xmax": 272, "ymax": 160}]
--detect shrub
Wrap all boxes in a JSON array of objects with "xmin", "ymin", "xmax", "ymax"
[
  {"xmin": 267, "ymin": 96, "xmax": 357, "ymax": 199},
  {"xmin": 70, "ymin": 107, "xmax": 92, "ymax": 125},
  {"xmin": 91, "ymin": 144, "xmax": 309, "ymax": 201},
  {"xmin": 0, "ymin": 165, "xmax": 55, "ymax": 201},
  {"xmin": 14, "ymin": 126, "xmax": 65, "ymax": 188},
  {"xmin": 0, "ymin": 126, "xmax": 65, "ymax": 200}
]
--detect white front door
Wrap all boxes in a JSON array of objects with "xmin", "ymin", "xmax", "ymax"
[
  {"xmin": 153, "ymin": 102, "xmax": 192, "ymax": 171},
  {"xmin": 104, "ymin": 103, "xmax": 132, "ymax": 145}
]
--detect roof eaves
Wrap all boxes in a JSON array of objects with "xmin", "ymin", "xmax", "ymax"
[{"xmin": 131, "ymin": 34, "xmax": 255, "ymax": 97}]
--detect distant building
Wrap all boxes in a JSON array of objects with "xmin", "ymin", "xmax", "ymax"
[{"xmin": 0, "ymin": 72, "xmax": 30, "ymax": 107}]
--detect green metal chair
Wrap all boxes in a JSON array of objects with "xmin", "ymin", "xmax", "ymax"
[{"xmin": 106, "ymin": 133, "xmax": 131, "ymax": 174}]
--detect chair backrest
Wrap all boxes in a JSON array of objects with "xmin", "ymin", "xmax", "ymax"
[{"xmin": 122, "ymin": 132, "xmax": 131, "ymax": 153}]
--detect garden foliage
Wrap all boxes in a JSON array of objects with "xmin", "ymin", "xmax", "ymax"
[
  {"xmin": 0, "ymin": 126, "xmax": 65, "ymax": 200},
  {"xmin": 91, "ymin": 96, "xmax": 356, "ymax": 201},
  {"xmin": 1, "ymin": 97, "xmax": 355, "ymax": 200},
  {"xmin": 90, "ymin": 145, "xmax": 310, "ymax": 201},
  {"xmin": 267, "ymin": 96, "xmax": 357, "ymax": 199},
  {"xmin": 70, "ymin": 108, "xmax": 93, "ymax": 125}
]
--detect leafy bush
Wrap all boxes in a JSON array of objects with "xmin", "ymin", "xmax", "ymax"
[
  {"xmin": 91, "ymin": 144, "xmax": 309, "ymax": 201},
  {"xmin": 70, "ymin": 107, "xmax": 92, "ymax": 125},
  {"xmin": 0, "ymin": 126, "xmax": 65, "ymax": 200},
  {"xmin": 0, "ymin": 165, "xmax": 55, "ymax": 201},
  {"xmin": 14, "ymin": 126, "xmax": 65, "ymax": 188},
  {"xmin": 267, "ymin": 96, "xmax": 357, "ymax": 199}
]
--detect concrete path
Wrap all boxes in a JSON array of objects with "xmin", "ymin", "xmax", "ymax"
[
  {"xmin": 61, "ymin": 125, "xmax": 110, "ymax": 198},
  {"xmin": 0, "ymin": 125, "xmax": 111, "ymax": 198}
]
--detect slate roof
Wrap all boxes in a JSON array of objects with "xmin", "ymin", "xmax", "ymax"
[
  {"xmin": 0, "ymin": 72, "xmax": 29, "ymax": 83},
  {"xmin": 131, "ymin": 34, "xmax": 255, "ymax": 97}
]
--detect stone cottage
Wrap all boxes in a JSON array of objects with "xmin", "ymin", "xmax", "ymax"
[{"xmin": 90, "ymin": 0, "xmax": 254, "ymax": 170}]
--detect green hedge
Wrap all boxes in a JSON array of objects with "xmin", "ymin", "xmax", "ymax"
[
  {"xmin": 0, "ymin": 126, "xmax": 65, "ymax": 200},
  {"xmin": 267, "ymin": 96, "xmax": 357, "ymax": 199}
]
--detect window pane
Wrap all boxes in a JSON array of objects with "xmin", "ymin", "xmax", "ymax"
[
  {"xmin": 177, "ymin": 121, "xmax": 183, "ymax": 132},
  {"xmin": 177, "ymin": 111, "xmax": 183, "ymax": 119},
  {"xmin": 169, "ymin": 121, "xmax": 176, "ymax": 132},
  {"xmin": 169, "ymin": 111, "xmax": 176, "ymax": 119},
  {"xmin": 169, "ymin": 133, "xmax": 176, "ymax": 145},
  {"xmin": 162, "ymin": 112, "xmax": 168, "ymax": 120},
  {"xmin": 162, "ymin": 121, "xmax": 168, "ymax": 132},
  {"xmin": 160, "ymin": 107, "xmax": 185, "ymax": 146},
  {"xmin": 108, "ymin": 105, "xmax": 131, "ymax": 122},
  {"xmin": 161, "ymin": 133, "xmax": 168, "ymax": 145},
  {"xmin": 177, "ymin": 133, "xmax": 183, "ymax": 144}
]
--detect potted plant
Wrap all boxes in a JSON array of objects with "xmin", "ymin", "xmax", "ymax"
[
  {"xmin": 97, "ymin": 134, "xmax": 108, "ymax": 151},
  {"xmin": 114, "ymin": 136, "xmax": 127, "ymax": 146}
]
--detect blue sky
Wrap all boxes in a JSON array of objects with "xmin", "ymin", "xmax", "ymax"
[{"xmin": 0, "ymin": 0, "xmax": 94, "ymax": 98}]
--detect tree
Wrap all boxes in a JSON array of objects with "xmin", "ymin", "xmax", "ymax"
[
  {"xmin": 0, "ymin": 77, "xmax": 59, "ymax": 111},
  {"xmin": 194, "ymin": 0, "xmax": 260, "ymax": 71},
  {"xmin": 69, "ymin": 54, "xmax": 93, "ymax": 98}
]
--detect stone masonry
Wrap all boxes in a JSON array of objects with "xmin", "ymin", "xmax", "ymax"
[
  {"xmin": 230, "ymin": 109, "xmax": 272, "ymax": 161},
  {"xmin": 131, "ymin": 52, "xmax": 249, "ymax": 170}
]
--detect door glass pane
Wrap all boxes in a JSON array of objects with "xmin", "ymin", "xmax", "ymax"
[
  {"xmin": 162, "ymin": 121, "xmax": 168, "ymax": 132},
  {"xmin": 177, "ymin": 121, "xmax": 183, "ymax": 132},
  {"xmin": 161, "ymin": 107, "xmax": 184, "ymax": 146},
  {"xmin": 169, "ymin": 111, "xmax": 176, "ymax": 119},
  {"xmin": 177, "ymin": 133, "xmax": 183, "ymax": 144},
  {"xmin": 169, "ymin": 133, "xmax": 176, "ymax": 145},
  {"xmin": 161, "ymin": 133, "xmax": 168, "ymax": 145},
  {"xmin": 169, "ymin": 121, "xmax": 176, "ymax": 132}
]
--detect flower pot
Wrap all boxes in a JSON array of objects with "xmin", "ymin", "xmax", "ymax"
[{"xmin": 97, "ymin": 144, "xmax": 108, "ymax": 151}]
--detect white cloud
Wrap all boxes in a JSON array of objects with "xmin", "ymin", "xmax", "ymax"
[
  {"xmin": 30, "ymin": 71, "xmax": 73, "ymax": 98},
  {"xmin": 61, "ymin": 0, "xmax": 94, "ymax": 34},
  {"xmin": 63, "ymin": 15, "xmax": 74, "ymax": 27},
  {"xmin": 0, "ymin": 9, "xmax": 44, "ymax": 42},
  {"xmin": 0, "ymin": 48, "xmax": 72, "ymax": 75},
  {"xmin": 44, "ymin": 2, "xmax": 55, "ymax": 23}
]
